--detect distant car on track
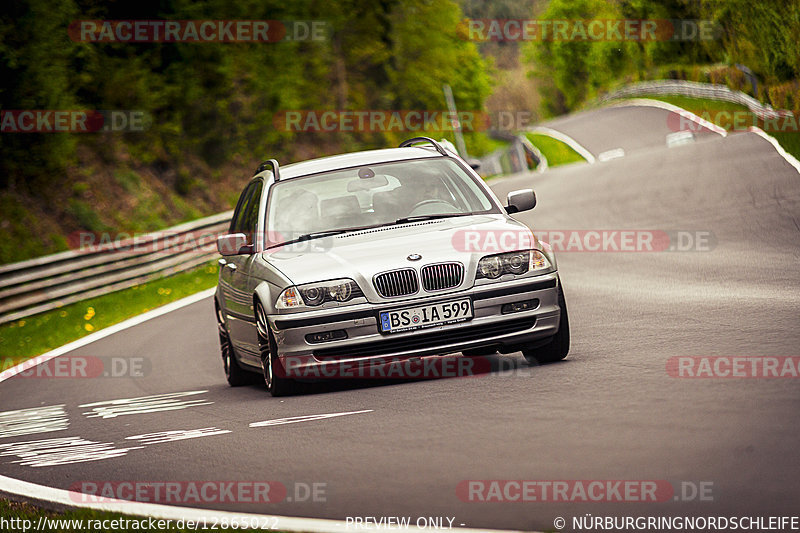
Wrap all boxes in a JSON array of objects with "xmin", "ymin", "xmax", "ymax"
[{"xmin": 215, "ymin": 137, "xmax": 569, "ymax": 395}]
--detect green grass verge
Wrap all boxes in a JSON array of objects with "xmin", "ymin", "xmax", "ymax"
[
  {"xmin": 0, "ymin": 499, "xmax": 285, "ymax": 532},
  {"xmin": 621, "ymin": 95, "xmax": 800, "ymax": 163},
  {"xmin": 770, "ymin": 131, "xmax": 800, "ymax": 163},
  {"xmin": 641, "ymin": 94, "xmax": 749, "ymax": 114},
  {"xmin": 525, "ymin": 133, "xmax": 586, "ymax": 166},
  {"xmin": 0, "ymin": 262, "xmax": 219, "ymax": 368}
]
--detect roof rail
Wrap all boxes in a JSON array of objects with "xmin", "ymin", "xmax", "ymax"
[
  {"xmin": 398, "ymin": 136, "xmax": 449, "ymax": 156},
  {"xmin": 255, "ymin": 159, "xmax": 281, "ymax": 180}
]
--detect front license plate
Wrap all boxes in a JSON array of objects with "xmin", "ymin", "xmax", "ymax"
[{"xmin": 379, "ymin": 298, "xmax": 472, "ymax": 333}]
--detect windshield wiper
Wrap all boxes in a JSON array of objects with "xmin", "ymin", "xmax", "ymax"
[
  {"xmin": 266, "ymin": 214, "xmax": 475, "ymax": 249},
  {"xmin": 266, "ymin": 224, "xmax": 381, "ymax": 249},
  {"xmin": 394, "ymin": 213, "xmax": 473, "ymax": 225}
]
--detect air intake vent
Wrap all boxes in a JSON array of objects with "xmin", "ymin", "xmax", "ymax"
[
  {"xmin": 421, "ymin": 262, "xmax": 464, "ymax": 292},
  {"xmin": 374, "ymin": 269, "xmax": 419, "ymax": 298}
]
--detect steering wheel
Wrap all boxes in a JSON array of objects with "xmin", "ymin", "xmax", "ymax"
[{"xmin": 408, "ymin": 199, "xmax": 458, "ymax": 215}]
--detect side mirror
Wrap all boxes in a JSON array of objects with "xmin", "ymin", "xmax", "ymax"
[
  {"xmin": 505, "ymin": 189, "xmax": 536, "ymax": 214},
  {"xmin": 466, "ymin": 158, "xmax": 481, "ymax": 171},
  {"xmin": 217, "ymin": 233, "xmax": 251, "ymax": 256}
]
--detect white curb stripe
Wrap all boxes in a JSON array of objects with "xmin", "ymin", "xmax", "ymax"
[
  {"xmin": 610, "ymin": 98, "xmax": 727, "ymax": 136},
  {"xmin": 611, "ymin": 98, "xmax": 799, "ymax": 175},
  {"xmin": 747, "ymin": 126, "xmax": 800, "ymax": 176},
  {"xmin": 0, "ymin": 474, "xmax": 527, "ymax": 532},
  {"xmin": 530, "ymin": 126, "xmax": 597, "ymax": 164}
]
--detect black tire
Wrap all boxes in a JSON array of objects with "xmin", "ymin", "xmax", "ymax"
[
  {"xmin": 255, "ymin": 301, "xmax": 298, "ymax": 397},
  {"xmin": 522, "ymin": 279, "xmax": 570, "ymax": 365},
  {"xmin": 217, "ymin": 303, "xmax": 253, "ymax": 386}
]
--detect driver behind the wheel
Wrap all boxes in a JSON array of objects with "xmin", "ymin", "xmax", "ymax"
[{"xmin": 398, "ymin": 173, "xmax": 451, "ymax": 217}]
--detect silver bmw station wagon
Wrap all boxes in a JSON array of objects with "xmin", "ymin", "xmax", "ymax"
[{"xmin": 215, "ymin": 137, "xmax": 569, "ymax": 396}]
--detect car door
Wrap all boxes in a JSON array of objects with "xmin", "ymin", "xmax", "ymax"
[
  {"xmin": 225, "ymin": 179, "xmax": 264, "ymax": 365},
  {"xmin": 219, "ymin": 181, "xmax": 254, "ymax": 313}
]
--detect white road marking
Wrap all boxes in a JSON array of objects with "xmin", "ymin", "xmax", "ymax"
[
  {"xmin": 80, "ymin": 391, "xmax": 213, "ymax": 419},
  {"xmin": 0, "ymin": 405, "xmax": 69, "ymax": 439},
  {"xmin": 611, "ymin": 98, "xmax": 728, "ymax": 136},
  {"xmin": 126, "ymin": 427, "xmax": 231, "ymax": 445},
  {"xmin": 250, "ymin": 410, "xmax": 374, "ymax": 428},
  {"xmin": 529, "ymin": 126, "xmax": 597, "ymax": 164},
  {"xmin": 0, "ymin": 436, "xmax": 144, "ymax": 467},
  {"xmin": 597, "ymin": 148, "xmax": 625, "ymax": 161},
  {"xmin": 747, "ymin": 126, "xmax": 800, "ymax": 175},
  {"xmin": 666, "ymin": 131, "xmax": 696, "ymax": 147}
]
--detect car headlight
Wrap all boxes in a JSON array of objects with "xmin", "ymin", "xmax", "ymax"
[
  {"xmin": 476, "ymin": 250, "xmax": 550, "ymax": 279},
  {"xmin": 276, "ymin": 279, "xmax": 364, "ymax": 309}
]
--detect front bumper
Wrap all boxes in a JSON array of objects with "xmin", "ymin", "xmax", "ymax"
[{"xmin": 268, "ymin": 273, "xmax": 561, "ymax": 374}]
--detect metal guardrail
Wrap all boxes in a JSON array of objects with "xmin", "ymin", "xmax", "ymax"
[
  {"xmin": 477, "ymin": 134, "xmax": 545, "ymax": 177},
  {"xmin": 0, "ymin": 211, "xmax": 232, "ymax": 325},
  {"xmin": 602, "ymin": 80, "xmax": 788, "ymax": 120}
]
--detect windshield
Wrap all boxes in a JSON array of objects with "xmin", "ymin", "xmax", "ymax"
[{"xmin": 265, "ymin": 158, "xmax": 499, "ymax": 247}]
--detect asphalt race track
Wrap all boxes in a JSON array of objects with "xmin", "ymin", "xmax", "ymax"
[{"xmin": 1, "ymin": 103, "xmax": 798, "ymax": 532}]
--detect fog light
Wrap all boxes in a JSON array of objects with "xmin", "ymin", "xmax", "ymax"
[
  {"xmin": 305, "ymin": 330, "xmax": 348, "ymax": 343},
  {"xmin": 501, "ymin": 299, "xmax": 539, "ymax": 314}
]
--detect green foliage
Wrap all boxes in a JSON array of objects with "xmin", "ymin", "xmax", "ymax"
[
  {"xmin": 67, "ymin": 198, "xmax": 109, "ymax": 232},
  {"xmin": 525, "ymin": 0, "xmax": 798, "ymax": 116},
  {"xmin": 0, "ymin": 193, "xmax": 70, "ymax": 263},
  {"xmin": 0, "ymin": 0, "xmax": 80, "ymax": 189},
  {"xmin": 0, "ymin": 0, "xmax": 491, "ymax": 263},
  {"xmin": 700, "ymin": 0, "xmax": 800, "ymax": 85}
]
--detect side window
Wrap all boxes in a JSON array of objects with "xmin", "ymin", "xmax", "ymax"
[
  {"xmin": 230, "ymin": 182, "xmax": 256, "ymax": 235},
  {"xmin": 242, "ymin": 181, "xmax": 263, "ymax": 246}
]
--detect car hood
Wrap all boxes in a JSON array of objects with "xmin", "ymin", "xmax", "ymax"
[{"xmin": 261, "ymin": 214, "xmax": 543, "ymax": 298}]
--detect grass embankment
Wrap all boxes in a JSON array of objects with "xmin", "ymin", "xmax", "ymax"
[
  {"xmin": 627, "ymin": 95, "xmax": 800, "ymax": 162},
  {"xmin": 642, "ymin": 95, "xmax": 749, "ymax": 115},
  {"xmin": 524, "ymin": 133, "xmax": 586, "ymax": 167},
  {"xmin": 0, "ymin": 262, "xmax": 219, "ymax": 368}
]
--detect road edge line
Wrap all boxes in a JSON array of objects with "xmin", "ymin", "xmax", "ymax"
[
  {"xmin": 609, "ymin": 98, "xmax": 728, "ymax": 137},
  {"xmin": 0, "ymin": 474, "xmax": 531, "ymax": 532},
  {"xmin": 746, "ymin": 126, "xmax": 800, "ymax": 176},
  {"xmin": 529, "ymin": 126, "xmax": 597, "ymax": 164}
]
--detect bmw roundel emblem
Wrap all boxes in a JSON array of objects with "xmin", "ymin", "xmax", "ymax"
[{"xmin": 407, "ymin": 253, "xmax": 422, "ymax": 261}]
